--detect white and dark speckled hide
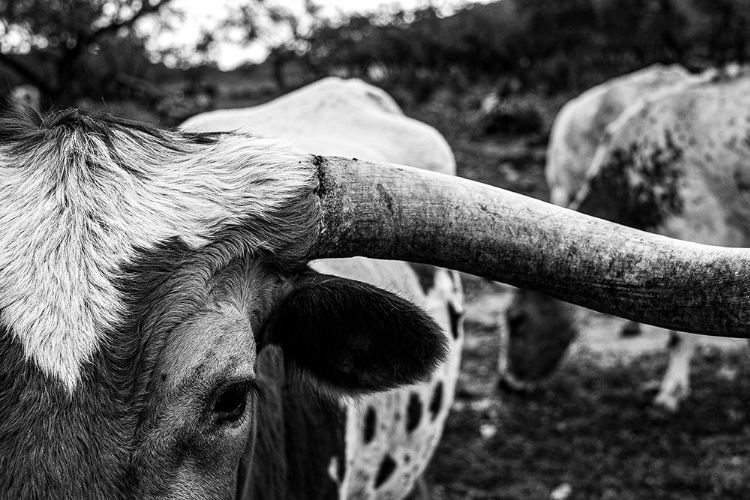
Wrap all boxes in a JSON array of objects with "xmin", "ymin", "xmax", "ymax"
[
  {"xmin": 545, "ymin": 63, "xmax": 705, "ymax": 207},
  {"xmin": 313, "ymin": 259, "xmax": 463, "ymax": 499}
]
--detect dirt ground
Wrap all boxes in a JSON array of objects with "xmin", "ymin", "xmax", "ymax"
[{"xmin": 409, "ymin": 100, "xmax": 750, "ymax": 500}]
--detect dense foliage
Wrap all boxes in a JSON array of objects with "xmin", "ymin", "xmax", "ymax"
[
  {"xmin": 303, "ymin": 0, "xmax": 750, "ymax": 99},
  {"xmin": 0, "ymin": 0, "xmax": 178, "ymax": 106},
  {"xmin": 3, "ymin": 0, "xmax": 750, "ymax": 109}
]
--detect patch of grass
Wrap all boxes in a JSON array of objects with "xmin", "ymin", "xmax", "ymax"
[{"xmin": 426, "ymin": 336, "xmax": 750, "ymax": 499}]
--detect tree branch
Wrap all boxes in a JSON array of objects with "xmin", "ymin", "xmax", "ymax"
[{"xmin": 82, "ymin": 0, "xmax": 175, "ymax": 44}]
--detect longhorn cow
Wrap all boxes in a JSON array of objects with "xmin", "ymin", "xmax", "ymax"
[{"xmin": 2, "ymin": 79, "xmax": 750, "ymax": 499}]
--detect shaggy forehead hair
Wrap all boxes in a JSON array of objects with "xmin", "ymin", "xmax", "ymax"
[{"xmin": 0, "ymin": 109, "xmax": 317, "ymax": 391}]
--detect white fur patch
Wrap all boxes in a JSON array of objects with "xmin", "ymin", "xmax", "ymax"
[{"xmin": 0, "ymin": 125, "xmax": 315, "ymax": 390}]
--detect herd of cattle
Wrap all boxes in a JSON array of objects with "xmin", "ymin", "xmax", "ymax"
[{"xmin": 1, "ymin": 66, "xmax": 750, "ymax": 498}]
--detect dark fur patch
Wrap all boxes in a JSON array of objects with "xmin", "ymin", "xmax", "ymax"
[
  {"xmin": 620, "ymin": 321, "xmax": 642, "ymax": 338},
  {"xmin": 577, "ymin": 130, "xmax": 684, "ymax": 231},
  {"xmin": 336, "ymin": 454, "xmax": 346, "ymax": 483},
  {"xmin": 734, "ymin": 168, "xmax": 750, "ymax": 192},
  {"xmin": 0, "ymin": 329, "xmax": 133, "ymax": 499},
  {"xmin": 668, "ymin": 331, "xmax": 681, "ymax": 349},
  {"xmin": 406, "ymin": 393, "xmax": 423, "ymax": 433},
  {"xmin": 408, "ymin": 263, "xmax": 437, "ymax": 293},
  {"xmin": 429, "ymin": 381, "xmax": 444, "ymax": 421},
  {"xmin": 363, "ymin": 406, "xmax": 377, "ymax": 444},
  {"xmin": 448, "ymin": 303, "xmax": 462, "ymax": 340},
  {"xmin": 268, "ymin": 271, "xmax": 448, "ymax": 394},
  {"xmin": 115, "ymin": 237, "xmax": 208, "ymax": 402},
  {"xmin": 374, "ymin": 455, "xmax": 397, "ymax": 488}
]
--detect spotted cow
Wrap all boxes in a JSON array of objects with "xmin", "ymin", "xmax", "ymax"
[
  {"xmin": 4, "ymin": 81, "xmax": 750, "ymax": 500},
  {"xmin": 503, "ymin": 68, "xmax": 750, "ymax": 412}
]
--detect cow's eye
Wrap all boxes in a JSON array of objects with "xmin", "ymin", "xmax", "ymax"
[{"xmin": 209, "ymin": 381, "xmax": 253, "ymax": 426}]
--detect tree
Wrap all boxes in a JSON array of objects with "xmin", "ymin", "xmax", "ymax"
[
  {"xmin": 305, "ymin": 2, "xmax": 525, "ymax": 100},
  {"xmin": 0, "ymin": 0, "xmax": 174, "ymax": 106},
  {"xmin": 222, "ymin": 0, "xmax": 324, "ymax": 91}
]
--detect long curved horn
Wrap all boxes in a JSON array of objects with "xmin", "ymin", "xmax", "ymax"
[{"xmin": 311, "ymin": 156, "xmax": 750, "ymax": 337}]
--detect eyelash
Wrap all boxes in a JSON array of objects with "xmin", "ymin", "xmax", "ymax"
[{"xmin": 204, "ymin": 378, "xmax": 254, "ymax": 419}]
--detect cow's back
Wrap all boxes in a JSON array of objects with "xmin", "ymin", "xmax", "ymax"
[{"xmin": 181, "ymin": 77, "xmax": 455, "ymax": 176}]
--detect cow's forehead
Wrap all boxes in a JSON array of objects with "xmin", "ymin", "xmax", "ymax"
[{"xmin": 0, "ymin": 110, "xmax": 318, "ymax": 390}]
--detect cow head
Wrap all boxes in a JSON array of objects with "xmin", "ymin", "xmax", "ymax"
[
  {"xmin": 0, "ymin": 109, "xmax": 446, "ymax": 499},
  {"xmin": 498, "ymin": 288, "xmax": 578, "ymax": 392}
]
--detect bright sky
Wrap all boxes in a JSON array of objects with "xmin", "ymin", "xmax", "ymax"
[{"xmin": 142, "ymin": 0, "xmax": 489, "ymax": 69}]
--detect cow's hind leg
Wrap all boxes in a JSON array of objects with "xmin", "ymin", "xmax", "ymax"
[{"xmin": 653, "ymin": 331, "xmax": 695, "ymax": 412}]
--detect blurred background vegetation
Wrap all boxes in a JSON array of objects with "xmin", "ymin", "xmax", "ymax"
[{"xmin": 2, "ymin": 0, "xmax": 750, "ymax": 124}]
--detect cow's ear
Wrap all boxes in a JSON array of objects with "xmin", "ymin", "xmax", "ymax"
[{"xmin": 264, "ymin": 271, "xmax": 447, "ymax": 395}]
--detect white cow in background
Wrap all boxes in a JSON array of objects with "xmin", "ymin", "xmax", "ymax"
[
  {"xmin": 575, "ymin": 70, "xmax": 750, "ymax": 411},
  {"xmin": 502, "ymin": 65, "xmax": 744, "ymax": 412},
  {"xmin": 182, "ymin": 77, "xmax": 455, "ymax": 176}
]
